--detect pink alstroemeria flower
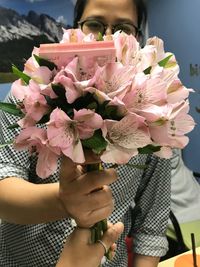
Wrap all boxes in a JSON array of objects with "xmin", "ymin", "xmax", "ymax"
[
  {"xmin": 122, "ymin": 73, "xmax": 167, "ymax": 112},
  {"xmin": 113, "ymin": 31, "xmax": 157, "ymax": 71},
  {"xmin": 14, "ymin": 126, "xmax": 47, "ymax": 151},
  {"xmin": 167, "ymin": 78, "xmax": 194, "ymax": 104},
  {"xmin": 53, "ymin": 57, "xmax": 100, "ymax": 103},
  {"xmin": 148, "ymin": 101, "xmax": 195, "ymax": 149},
  {"xmin": 14, "ymin": 127, "xmax": 59, "ymax": 178},
  {"xmin": 24, "ymin": 47, "xmax": 55, "ymax": 87},
  {"xmin": 17, "ymin": 115, "xmax": 37, "ymax": 129},
  {"xmin": 52, "ymin": 67, "xmax": 81, "ymax": 103},
  {"xmin": 61, "ymin": 28, "xmax": 96, "ymax": 43},
  {"xmin": 95, "ymin": 62, "xmax": 136, "ymax": 100},
  {"xmin": 11, "ymin": 79, "xmax": 28, "ymax": 101},
  {"xmin": 101, "ymin": 112, "xmax": 152, "ymax": 164},
  {"xmin": 24, "ymin": 47, "xmax": 40, "ymax": 76},
  {"xmin": 113, "ymin": 31, "xmax": 139, "ymax": 64},
  {"xmin": 21, "ymin": 80, "xmax": 49, "ymax": 125},
  {"xmin": 61, "ymin": 28, "xmax": 86, "ymax": 43},
  {"xmin": 73, "ymin": 109, "xmax": 103, "ymax": 139},
  {"xmin": 147, "ymin": 37, "xmax": 179, "ymax": 73},
  {"xmin": 146, "ymin": 36, "xmax": 166, "ymax": 63},
  {"xmin": 12, "ymin": 80, "xmax": 49, "ymax": 127},
  {"xmin": 47, "ymin": 108, "xmax": 85, "ymax": 163},
  {"xmin": 153, "ymin": 146, "xmax": 173, "ymax": 159},
  {"xmin": 65, "ymin": 55, "xmax": 100, "ymax": 83},
  {"xmin": 31, "ymin": 66, "xmax": 54, "ymax": 86},
  {"xmin": 150, "ymin": 64, "xmax": 179, "ymax": 89},
  {"xmin": 135, "ymin": 45, "xmax": 158, "ymax": 72}
]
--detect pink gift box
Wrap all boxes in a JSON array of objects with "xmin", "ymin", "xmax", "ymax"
[{"xmin": 39, "ymin": 41, "xmax": 116, "ymax": 68}]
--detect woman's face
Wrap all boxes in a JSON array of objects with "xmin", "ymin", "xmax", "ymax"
[{"xmin": 79, "ymin": 0, "xmax": 138, "ymax": 37}]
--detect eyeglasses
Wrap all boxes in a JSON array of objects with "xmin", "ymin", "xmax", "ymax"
[{"xmin": 78, "ymin": 19, "xmax": 140, "ymax": 37}]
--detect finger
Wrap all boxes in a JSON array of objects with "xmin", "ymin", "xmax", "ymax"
[
  {"xmin": 77, "ymin": 204, "xmax": 114, "ymax": 228},
  {"xmin": 69, "ymin": 186, "xmax": 113, "ymax": 212},
  {"xmin": 108, "ymin": 243, "xmax": 117, "ymax": 259},
  {"xmin": 84, "ymin": 186, "xmax": 113, "ymax": 211},
  {"xmin": 110, "ymin": 243, "xmax": 117, "ymax": 251},
  {"xmin": 71, "ymin": 168, "xmax": 118, "ymax": 194}
]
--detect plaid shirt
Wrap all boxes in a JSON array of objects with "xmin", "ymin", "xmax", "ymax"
[{"xmin": 0, "ymin": 93, "xmax": 171, "ymax": 267}]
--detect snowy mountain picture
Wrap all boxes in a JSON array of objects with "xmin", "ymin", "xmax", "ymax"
[{"xmin": 0, "ymin": 1, "xmax": 74, "ymax": 74}]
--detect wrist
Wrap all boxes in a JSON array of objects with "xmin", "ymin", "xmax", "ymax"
[{"xmin": 54, "ymin": 183, "xmax": 70, "ymax": 219}]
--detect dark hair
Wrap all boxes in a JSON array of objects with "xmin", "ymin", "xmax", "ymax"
[{"xmin": 73, "ymin": 0, "xmax": 147, "ymax": 37}]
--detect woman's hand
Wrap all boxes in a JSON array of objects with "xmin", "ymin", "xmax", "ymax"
[
  {"xmin": 56, "ymin": 222, "xmax": 124, "ymax": 267},
  {"xmin": 58, "ymin": 153, "xmax": 117, "ymax": 227}
]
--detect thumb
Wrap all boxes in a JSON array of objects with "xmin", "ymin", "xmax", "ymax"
[{"xmin": 60, "ymin": 156, "xmax": 81, "ymax": 182}]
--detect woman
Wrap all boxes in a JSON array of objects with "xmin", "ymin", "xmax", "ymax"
[
  {"xmin": 0, "ymin": 1, "xmax": 171, "ymax": 267},
  {"xmin": 73, "ymin": 0, "xmax": 147, "ymax": 44}
]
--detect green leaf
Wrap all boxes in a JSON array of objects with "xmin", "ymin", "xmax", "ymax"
[
  {"xmin": 0, "ymin": 102, "xmax": 23, "ymax": 117},
  {"xmin": 138, "ymin": 144, "xmax": 161, "ymax": 154},
  {"xmin": 158, "ymin": 54, "xmax": 173, "ymax": 68},
  {"xmin": 143, "ymin": 66, "xmax": 152, "ymax": 75},
  {"xmin": 87, "ymin": 101, "xmax": 98, "ymax": 110},
  {"xmin": 73, "ymin": 93, "xmax": 95, "ymax": 111},
  {"xmin": 105, "ymin": 105, "xmax": 117, "ymax": 116},
  {"xmin": 37, "ymin": 113, "xmax": 50, "ymax": 124},
  {"xmin": 97, "ymin": 100, "xmax": 110, "ymax": 116},
  {"xmin": 97, "ymin": 32, "xmax": 104, "ymax": 41},
  {"xmin": 104, "ymin": 105, "xmax": 122, "ymax": 120},
  {"xmin": 7, "ymin": 123, "xmax": 20, "ymax": 129},
  {"xmin": 143, "ymin": 54, "xmax": 173, "ymax": 75},
  {"xmin": 51, "ymin": 83, "xmax": 66, "ymax": 98},
  {"xmin": 82, "ymin": 130, "xmax": 107, "ymax": 154},
  {"xmin": 0, "ymin": 140, "xmax": 13, "ymax": 148},
  {"xmin": 12, "ymin": 65, "xmax": 31, "ymax": 85},
  {"xmin": 34, "ymin": 54, "xmax": 57, "ymax": 71}
]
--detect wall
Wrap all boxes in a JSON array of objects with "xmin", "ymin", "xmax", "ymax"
[
  {"xmin": 148, "ymin": 0, "xmax": 200, "ymax": 172},
  {"xmin": 0, "ymin": 83, "xmax": 11, "ymax": 100}
]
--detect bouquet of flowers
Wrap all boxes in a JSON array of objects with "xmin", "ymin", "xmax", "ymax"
[{"xmin": 0, "ymin": 28, "xmax": 195, "ymax": 260}]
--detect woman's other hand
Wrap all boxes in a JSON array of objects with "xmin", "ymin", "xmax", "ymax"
[{"xmin": 56, "ymin": 222, "xmax": 124, "ymax": 267}]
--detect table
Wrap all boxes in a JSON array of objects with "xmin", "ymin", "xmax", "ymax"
[{"xmin": 158, "ymin": 247, "xmax": 200, "ymax": 266}]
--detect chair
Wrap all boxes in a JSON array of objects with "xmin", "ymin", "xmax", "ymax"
[{"xmin": 162, "ymin": 211, "xmax": 200, "ymax": 260}]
